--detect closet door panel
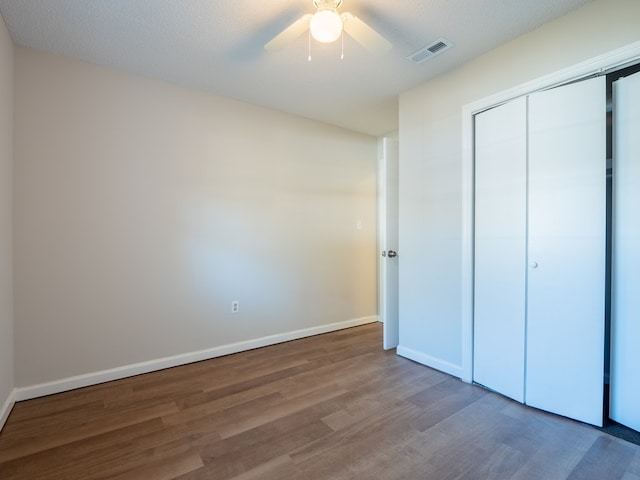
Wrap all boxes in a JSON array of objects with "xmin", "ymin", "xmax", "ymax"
[
  {"xmin": 526, "ymin": 76, "xmax": 606, "ymax": 426},
  {"xmin": 473, "ymin": 98, "xmax": 527, "ymax": 402},
  {"xmin": 610, "ymin": 71, "xmax": 640, "ymax": 432}
]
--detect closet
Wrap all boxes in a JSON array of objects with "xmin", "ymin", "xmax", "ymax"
[
  {"xmin": 473, "ymin": 76, "xmax": 606, "ymax": 426},
  {"xmin": 610, "ymin": 70, "xmax": 640, "ymax": 433},
  {"xmin": 473, "ymin": 97, "xmax": 527, "ymax": 404}
]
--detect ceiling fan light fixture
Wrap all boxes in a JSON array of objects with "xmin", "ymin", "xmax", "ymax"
[
  {"xmin": 310, "ymin": 10, "xmax": 343, "ymax": 43},
  {"xmin": 264, "ymin": 0, "xmax": 390, "ymax": 56}
]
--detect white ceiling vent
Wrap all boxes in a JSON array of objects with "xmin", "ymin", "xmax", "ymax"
[{"xmin": 407, "ymin": 38, "xmax": 453, "ymax": 64}]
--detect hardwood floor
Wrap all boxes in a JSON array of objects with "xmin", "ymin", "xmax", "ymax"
[{"xmin": 1, "ymin": 323, "xmax": 639, "ymax": 479}]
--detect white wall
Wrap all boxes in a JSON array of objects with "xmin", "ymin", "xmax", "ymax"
[
  {"xmin": 0, "ymin": 12, "xmax": 14, "ymax": 426},
  {"xmin": 398, "ymin": 0, "xmax": 640, "ymax": 375},
  {"xmin": 13, "ymin": 48, "xmax": 378, "ymax": 389}
]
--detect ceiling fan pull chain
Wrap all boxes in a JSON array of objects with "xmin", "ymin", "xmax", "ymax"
[
  {"xmin": 308, "ymin": 30, "xmax": 312, "ymax": 61},
  {"xmin": 341, "ymin": 30, "xmax": 344, "ymax": 59}
]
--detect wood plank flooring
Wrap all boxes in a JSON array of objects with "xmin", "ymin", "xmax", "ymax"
[{"xmin": 1, "ymin": 323, "xmax": 639, "ymax": 479}]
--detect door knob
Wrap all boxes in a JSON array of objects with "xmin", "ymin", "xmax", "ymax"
[
  {"xmin": 387, "ymin": 250, "xmax": 398, "ymax": 258},
  {"xmin": 530, "ymin": 261, "xmax": 538, "ymax": 269}
]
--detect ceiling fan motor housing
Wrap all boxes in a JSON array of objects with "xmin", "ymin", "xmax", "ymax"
[{"xmin": 313, "ymin": 0, "xmax": 343, "ymax": 11}]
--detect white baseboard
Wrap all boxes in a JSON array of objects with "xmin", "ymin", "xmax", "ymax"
[
  {"xmin": 396, "ymin": 345, "xmax": 463, "ymax": 379},
  {"xmin": 14, "ymin": 316, "xmax": 378, "ymax": 402},
  {"xmin": 0, "ymin": 388, "xmax": 16, "ymax": 431}
]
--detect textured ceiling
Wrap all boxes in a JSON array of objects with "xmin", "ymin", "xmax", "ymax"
[{"xmin": 0, "ymin": 0, "xmax": 593, "ymax": 136}]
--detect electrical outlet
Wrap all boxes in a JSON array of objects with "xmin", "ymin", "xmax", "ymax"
[{"xmin": 231, "ymin": 301, "xmax": 239, "ymax": 314}]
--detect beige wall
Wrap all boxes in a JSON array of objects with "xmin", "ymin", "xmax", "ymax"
[
  {"xmin": 398, "ymin": 0, "xmax": 640, "ymax": 371},
  {"xmin": 0, "ymin": 12, "xmax": 14, "ymax": 417},
  {"xmin": 13, "ymin": 48, "xmax": 378, "ymax": 387}
]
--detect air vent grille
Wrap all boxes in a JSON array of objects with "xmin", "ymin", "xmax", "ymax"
[
  {"xmin": 427, "ymin": 41, "xmax": 448, "ymax": 54},
  {"xmin": 407, "ymin": 38, "xmax": 453, "ymax": 64}
]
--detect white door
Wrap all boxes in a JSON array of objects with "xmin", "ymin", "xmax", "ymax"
[
  {"xmin": 379, "ymin": 137, "xmax": 399, "ymax": 350},
  {"xmin": 610, "ymin": 70, "xmax": 640, "ymax": 432},
  {"xmin": 526, "ymin": 76, "xmax": 606, "ymax": 427},
  {"xmin": 473, "ymin": 98, "xmax": 527, "ymax": 402}
]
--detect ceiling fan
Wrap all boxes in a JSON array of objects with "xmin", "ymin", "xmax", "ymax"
[{"xmin": 264, "ymin": 0, "xmax": 392, "ymax": 55}]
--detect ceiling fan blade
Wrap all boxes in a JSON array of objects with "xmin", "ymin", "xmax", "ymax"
[
  {"xmin": 265, "ymin": 14, "xmax": 313, "ymax": 51},
  {"xmin": 341, "ymin": 12, "xmax": 391, "ymax": 55}
]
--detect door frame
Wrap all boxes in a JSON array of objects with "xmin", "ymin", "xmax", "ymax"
[{"xmin": 459, "ymin": 41, "xmax": 640, "ymax": 383}]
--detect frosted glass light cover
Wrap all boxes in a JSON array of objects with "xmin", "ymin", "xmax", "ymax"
[{"xmin": 310, "ymin": 10, "xmax": 343, "ymax": 43}]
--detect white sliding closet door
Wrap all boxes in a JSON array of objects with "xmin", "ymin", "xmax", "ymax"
[
  {"xmin": 526, "ymin": 76, "xmax": 606, "ymax": 427},
  {"xmin": 473, "ymin": 98, "xmax": 527, "ymax": 402},
  {"xmin": 610, "ymin": 71, "xmax": 640, "ymax": 432}
]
